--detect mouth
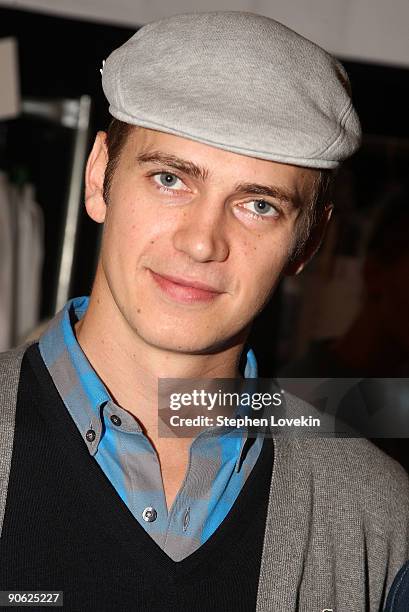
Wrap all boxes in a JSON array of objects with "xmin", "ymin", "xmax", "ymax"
[{"xmin": 148, "ymin": 269, "xmax": 224, "ymax": 304}]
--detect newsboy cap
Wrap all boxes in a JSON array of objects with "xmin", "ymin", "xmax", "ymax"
[{"xmin": 101, "ymin": 11, "xmax": 361, "ymax": 169}]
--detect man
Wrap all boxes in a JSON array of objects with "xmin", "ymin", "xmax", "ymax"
[{"xmin": 0, "ymin": 11, "xmax": 408, "ymax": 611}]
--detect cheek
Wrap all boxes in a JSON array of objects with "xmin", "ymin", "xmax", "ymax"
[
  {"xmin": 236, "ymin": 240, "xmax": 289, "ymax": 311},
  {"xmin": 104, "ymin": 191, "xmax": 168, "ymax": 249}
]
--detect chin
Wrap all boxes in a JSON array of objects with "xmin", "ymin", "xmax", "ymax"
[
  {"xmin": 132, "ymin": 318, "xmax": 238, "ymax": 355},
  {"xmin": 141, "ymin": 329, "xmax": 219, "ymax": 354}
]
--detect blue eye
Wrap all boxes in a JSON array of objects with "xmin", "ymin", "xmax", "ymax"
[
  {"xmin": 253, "ymin": 200, "xmax": 270, "ymax": 214},
  {"xmin": 243, "ymin": 199, "xmax": 279, "ymax": 218},
  {"xmin": 153, "ymin": 172, "xmax": 184, "ymax": 190}
]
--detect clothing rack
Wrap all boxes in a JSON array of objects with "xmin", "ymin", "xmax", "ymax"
[{"xmin": 21, "ymin": 95, "xmax": 92, "ymax": 313}]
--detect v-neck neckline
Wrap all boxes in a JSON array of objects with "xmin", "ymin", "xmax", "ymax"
[{"xmin": 28, "ymin": 342, "xmax": 275, "ymax": 579}]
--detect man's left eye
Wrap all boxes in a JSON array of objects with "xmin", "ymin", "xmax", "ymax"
[
  {"xmin": 243, "ymin": 199, "xmax": 279, "ymax": 218},
  {"xmin": 153, "ymin": 172, "xmax": 185, "ymax": 190}
]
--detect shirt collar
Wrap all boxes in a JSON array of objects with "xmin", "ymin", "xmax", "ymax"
[
  {"xmin": 39, "ymin": 296, "xmax": 260, "ymax": 467},
  {"xmin": 39, "ymin": 296, "xmax": 113, "ymax": 456}
]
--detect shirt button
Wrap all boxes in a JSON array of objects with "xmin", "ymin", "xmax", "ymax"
[
  {"xmin": 85, "ymin": 429, "xmax": 96, "ymax": 442},
  {"xmin": 110, "ymin": 414, "xmax": 122, "ymax": 426},
  {"xmin": 142, "ymin": 507, "xmax": 157, "ymax": 523}
]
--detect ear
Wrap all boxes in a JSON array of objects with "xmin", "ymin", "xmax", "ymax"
[
  {"xmin": 284, "ymin": 203, "xmax": 333, "ymax": 276},
  {"xmin": 84, "ymin": 131, "xmax": 108, "ymax": 224}
]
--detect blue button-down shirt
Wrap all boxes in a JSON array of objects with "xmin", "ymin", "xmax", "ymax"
[{"xmin": 38, "ymin": 296, "xmax": 264, "ymax": 561}]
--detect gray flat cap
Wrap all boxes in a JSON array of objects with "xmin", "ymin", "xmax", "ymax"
[{"xmin": 102, "ymin": 11, "xmax": 361, "ymax": 169}]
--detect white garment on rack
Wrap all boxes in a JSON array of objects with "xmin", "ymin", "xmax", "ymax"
[
  {"xmin": 0, "ymin": 171, "xmax": 14, "ymax": 351},
  {"xmin": 14, "ymin": 183, "xmax": 44, "ymax": 344}
]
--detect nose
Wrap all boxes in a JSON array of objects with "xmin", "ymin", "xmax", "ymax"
[{"xmin": 172, "ymin": 198, "xmax": 229, "ymax": 263}]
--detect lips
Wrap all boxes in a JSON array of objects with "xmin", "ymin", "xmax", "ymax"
[
  {"xmin": 154, "ymin": 271, "xmax": 222, "ymax": 293},
  {"xmin": 149, "ymin": 269, "xmax": 224, "ymax": 303}
]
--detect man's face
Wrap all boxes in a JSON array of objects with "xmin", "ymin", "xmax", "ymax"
[{"xmin": 88, "ymin": 127, "xmax": 320, "ymax": 354}]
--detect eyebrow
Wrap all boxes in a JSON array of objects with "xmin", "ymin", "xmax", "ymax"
[
  {"xmin": 135, "ymin": 150, "xmax": 300, "ymax": 208},
  {"xmin": 136, "ymin": 151, "xmax": 209, "ymax": 182}
]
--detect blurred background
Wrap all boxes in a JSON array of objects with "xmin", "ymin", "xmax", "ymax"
[{"xmin": 0, "ymin": 0, "xmax": 408, "ymax": 381}]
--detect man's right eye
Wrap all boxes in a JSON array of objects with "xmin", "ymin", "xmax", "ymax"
[{"xmin": 152, "ymin": 172, "xmax": 186, "ymax": 191}]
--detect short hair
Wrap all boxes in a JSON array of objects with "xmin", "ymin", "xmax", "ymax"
[
  {"xmin": 102, "ymin": 118, "xmax": 333, "ymax": 257},
  {"xmin": 103, "ymin": 119, "xmax": 134, "ymax": 205}
]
